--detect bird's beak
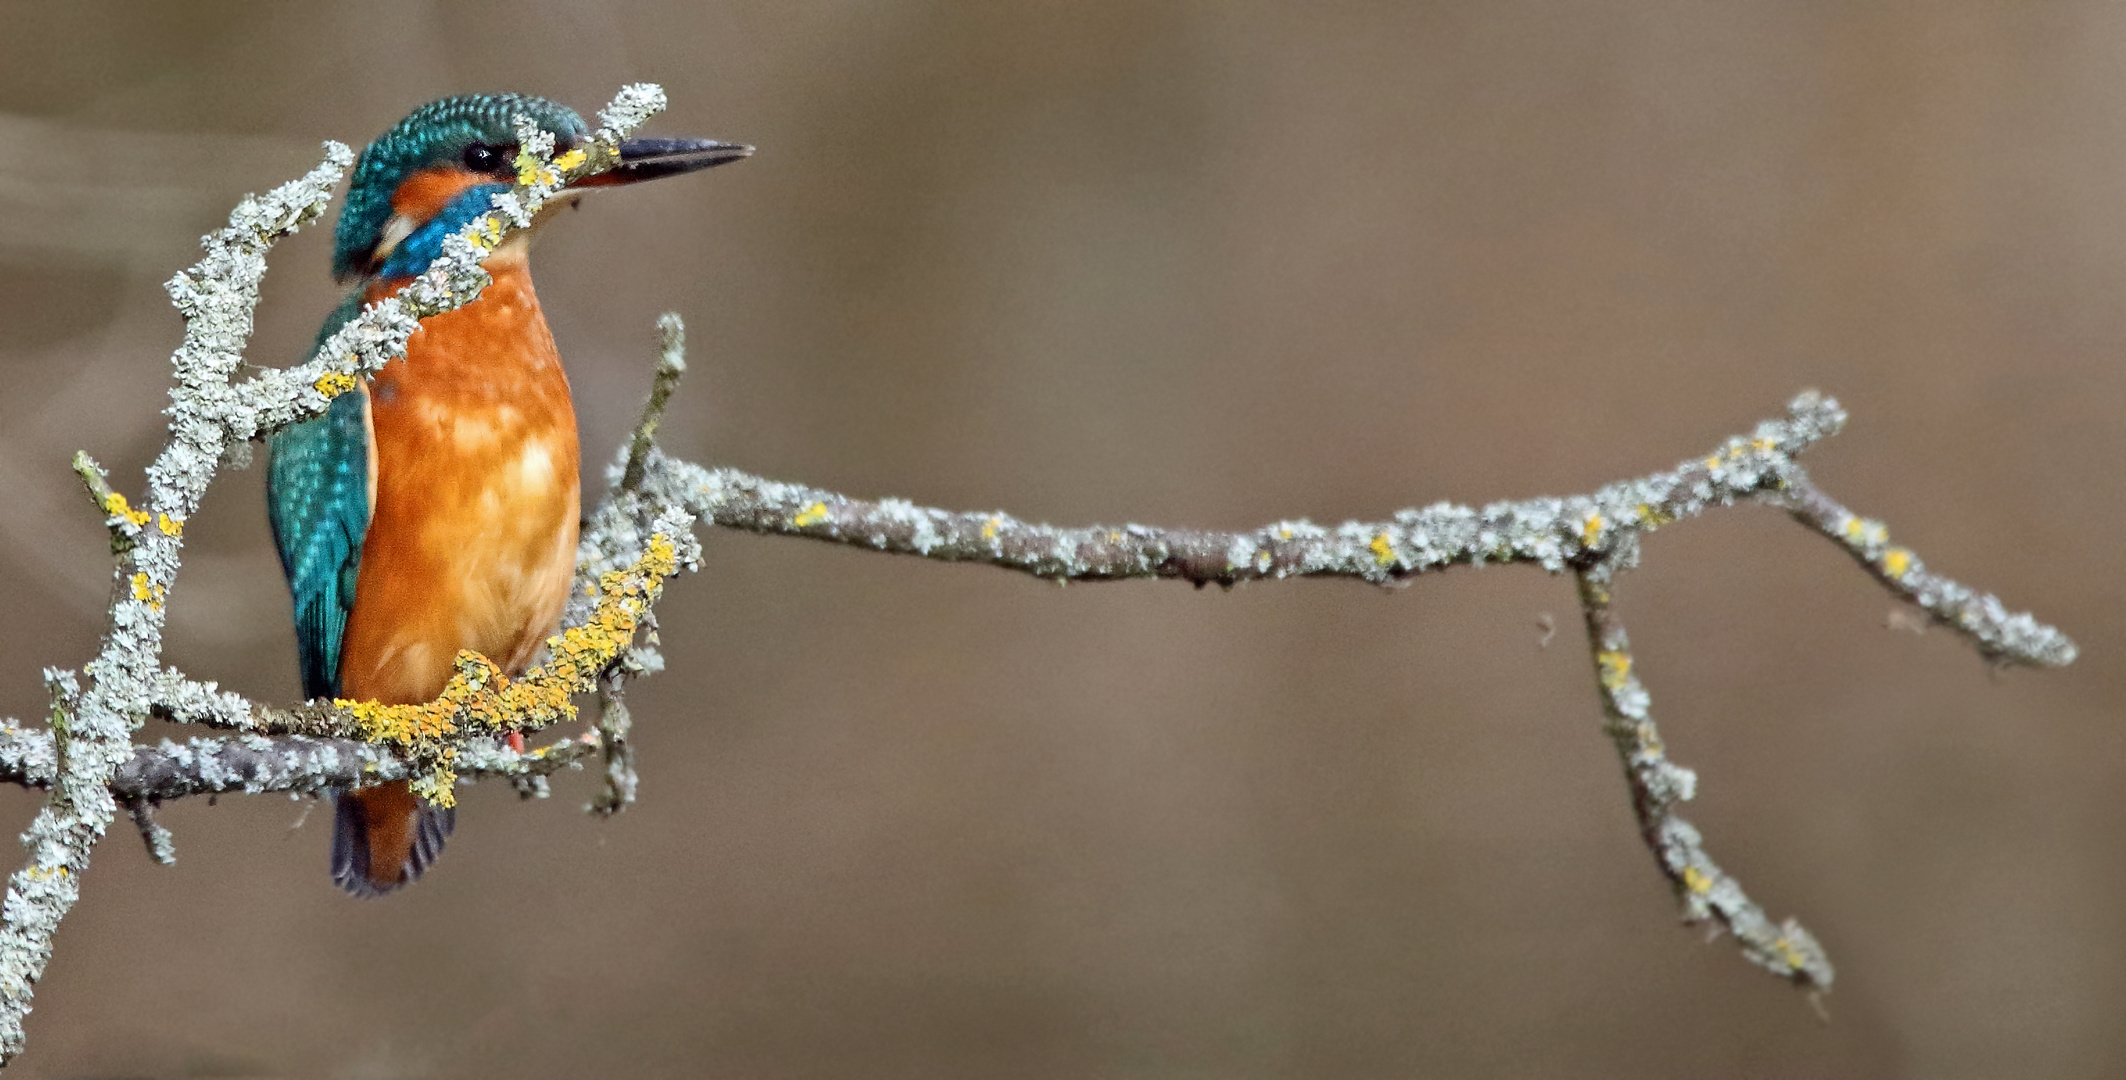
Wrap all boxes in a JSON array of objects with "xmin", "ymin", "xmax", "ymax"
[{"xmin": 574, "ymin": 137, "xmax": 753, "ymax": 186}]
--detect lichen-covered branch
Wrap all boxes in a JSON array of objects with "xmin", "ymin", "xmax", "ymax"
[
  {"xmin": 585, "ymin": 313, "xmax": 688, "ymax": 816},
  {"xmin": 308, "ymin": 533, "xmax": 683, "ymax": 807},
  {"xmin": 624, "ymin": 393, "xmax": 2070, "ymax": 669},
  {"xmin": 0, "ymin": 147, "xmax": 354, "ymax": 1063},
  {"xmin": 653, "ymin": 401, "xmax": 1838, "ymax": 586},
  {"xmin": 620, "ymin": 312, "xmax": 689, "ymax": 494},
  {"xmin": 0, "ymin": 80, "xmax": 2079, "ymax": 1067},
  {"xmin": 108, "ymin": 732, "xmax": 601, "ymax": 802},
  {"xmin": 66, "ymin": 378, "xmax": 2068, "ymax": 1000},
  {"xmin": 1776, "ymin": 478, "xmax": 2074, "ymax": 666},
  {"xmin": 0, "ymin": 726, "xmax": 602, "ymax": 809},
  {"xmin": 1574, "ymin": 560, "xmax": 1834, "ymax": 991},
  {"xmin": 596, "ymin": 386, "xmax": 2060, "ymax": 990}
]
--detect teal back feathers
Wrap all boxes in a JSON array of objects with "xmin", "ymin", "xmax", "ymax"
[{"xmin": 266, "ymin": 292, "xmax": 371, "ymax": 700}]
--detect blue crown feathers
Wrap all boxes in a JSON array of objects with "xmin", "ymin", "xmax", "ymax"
[{"xmin": 332, "ymin": 93, "xmax": 589, "ymax": 280}]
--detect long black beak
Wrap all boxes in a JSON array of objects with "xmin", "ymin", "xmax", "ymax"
[{"xmin": 577, "ymin": 137, "xmax": 753, "ymax": 186}]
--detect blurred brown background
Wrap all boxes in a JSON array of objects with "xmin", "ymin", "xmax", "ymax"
[{"xmin": 0, "ymin": 1, "xmax": 2117, "ymax": 1077}]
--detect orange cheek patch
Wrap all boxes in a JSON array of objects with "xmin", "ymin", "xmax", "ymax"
[{"xmin": 391, "ymin": 167, "xmax": 497, "ymax": 224}]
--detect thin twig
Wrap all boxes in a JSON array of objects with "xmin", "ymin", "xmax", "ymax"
[
  {"xmin": 1778, "ymin": 478, "xmax": 2073, "ymax": 666},
  {"xmin": 1574, "ymin": 561, "xmax": 1834, "ymax": 990},
  {"xmin": 619, "ymin": 312, "xmax": 688, "ymax": 495},
  {"xmin": 589, "ymin": 661, "xmax": 639, "ymax": 816},
  {"xmin": 121, "ymin": 798, "xmax": 175, "ymax": 866}
]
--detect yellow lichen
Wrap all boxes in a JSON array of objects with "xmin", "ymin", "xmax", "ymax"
[
  {"xmin": 513, "ymin": 147, "xmax": 559, "ymax": 189},
  {"xmin": 337, "ymin": 535, "xmax": 680, "ymax": 806},
  {"xmin": 1597, "ymin": 649, "xmax": 1632, "ymax": 690},
  {"xmin": 1842, "ymin": 517, "xmax": 1888, "ymax": 547},
  {"xmin": 156, "ymin": 513, "xmax": 182, "ymax": 538},
  {"xmin": 313, "ymin": 371, "xmax": 359, "ymax": 398},
  {"xmin": 459, "ymin": 214, "xmax": 505, "ymax": 256},
  {"xmin": 129, "ymin": 572, "xmax": 164, "ymax": 611},
  {"xmin": 552, "ymin": 148, "xmax": 588, "ymax": 172},
  {"xmin": 1635, "ymin": 503, "xmax": 1673, "ymax": 529},
  {"xmin": 1770, "ymin": 935, "xmax": 1808, "ymax": 971},
  {"xmin": 1882, "ymin": 547, "xmax": 1913, "ymax": 579},
  {"xmin": 102, "ymin": 492, "xmax": 150, "ymax": 529},
  {"xmin": 1369, "ymin": 532, "xmax": 1396, "ymax": 567},
  {"xmin": 1636, "ymin": 721, "xmax": 1663, "ymax": 754},
  {"xmin": 1750, "ymin": 436, "xmax": 1777, "ymax": 453},
  {"xmin": 1683, "ymin": 865, "xmax": 1713, "ymax": 895},
  {"xmin": 1581, "ymin": 512, "xmax": 1604, "ymax": 548},
  {"xmin": 981, "ymin": 515, "xmax": 1001, "ymax": 541},
  {"xmin": 791, "ymin": 501, "xmax": 829, "ymax": 528},
  {"xmin": 22, "ymin": 865, "xmax": 68, "ymax": 882}
]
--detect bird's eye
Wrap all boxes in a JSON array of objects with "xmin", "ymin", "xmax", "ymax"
[{"xmin": 461, "ymin": 142, "xmax": 505, "ymax": 173}]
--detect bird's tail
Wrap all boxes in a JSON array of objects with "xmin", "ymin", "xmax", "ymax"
[{"xmin": 331, "ymin": 781, "xmax": 455, "ymax": 897}]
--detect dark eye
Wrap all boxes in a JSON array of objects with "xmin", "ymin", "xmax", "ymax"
[{"xmin": 461, "ymin": 142, "xmax": 509, "ymax": 173}]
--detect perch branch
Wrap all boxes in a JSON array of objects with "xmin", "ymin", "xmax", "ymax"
[
  {"xmin": 0, "ymin": 79, "xmax": 2080, "ymax": 1064},
  {"xmin": 49, "ymin": 374, "xmax": 2073, "ymax": 999}
]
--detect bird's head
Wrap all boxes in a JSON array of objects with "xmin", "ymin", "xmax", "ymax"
[{"xmin": 332, "ymin": 92, "xmax": 750, "ymax": 282}]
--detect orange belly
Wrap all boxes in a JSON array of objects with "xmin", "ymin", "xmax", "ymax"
[{"xmin": 338, "ymin": 261, "xmax": 581, "ymax": 705}]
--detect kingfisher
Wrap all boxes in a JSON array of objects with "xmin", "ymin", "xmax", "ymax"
[{"xmin": 267, "ymin": 93, "xmax": 748, "ymax": 896}]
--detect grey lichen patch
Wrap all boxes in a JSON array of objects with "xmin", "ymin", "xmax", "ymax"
[{"xmin": 102, "ymin": 732, "xmax": 598, "ymax": 803}]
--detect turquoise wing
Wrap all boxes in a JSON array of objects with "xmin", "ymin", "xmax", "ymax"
[{"xmin": 267, "ymin": 293, "xmax": 371, "ymax": 701}]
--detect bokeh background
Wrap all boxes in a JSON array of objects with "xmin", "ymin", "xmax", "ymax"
[{"xmin": 0, "ymin": 2, "xmax": 2117, "ymax": 1077}]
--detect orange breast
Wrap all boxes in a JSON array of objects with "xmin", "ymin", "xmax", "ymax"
[{"xmin": 337, "ymin": 261, "xmax": 581, "ymax": 706}]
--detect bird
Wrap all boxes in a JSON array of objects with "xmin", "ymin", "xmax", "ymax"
[{"xmin": 266, "ymin": 93, "xmax": 748, "ymax": 896}]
